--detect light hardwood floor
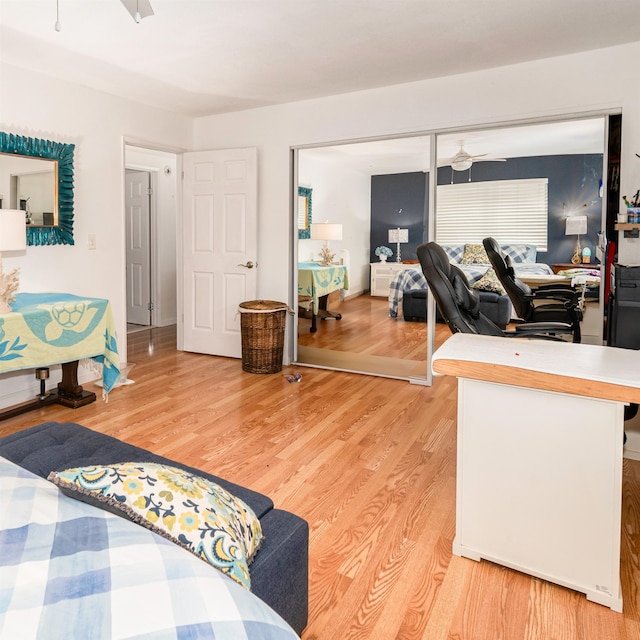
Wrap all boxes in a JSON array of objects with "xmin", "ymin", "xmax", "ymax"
[{"xmin": 0, "ymin": 315, "xmax": 639, "ymax": 639}]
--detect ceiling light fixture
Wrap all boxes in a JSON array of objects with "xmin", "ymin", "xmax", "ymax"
[
  {"xmin": 55, "ymin": 0, "xmax": 61, "ymax": 31},
  {"xmin": 121, "ymin": 0, "xmax": 154, "ymax": 23},
  {"xmin": 451, "ymin": 157, "xmax": 473, "ymax": 172}
]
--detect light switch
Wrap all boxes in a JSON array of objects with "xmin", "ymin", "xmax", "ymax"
[{"xmin": 88, "ymin": 234, "xmax": 96, "ymax": 250}]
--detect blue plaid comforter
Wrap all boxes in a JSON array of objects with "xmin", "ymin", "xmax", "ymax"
[
  {"xmin": 388, "ymin": 264, "xmax": 553, "ymax": 318},
  {"xmin": 0, "ymin": 457, "xmax": 298, "ymax": 640}
]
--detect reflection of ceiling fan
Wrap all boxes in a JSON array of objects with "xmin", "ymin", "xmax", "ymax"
[
  {"xmin": 120, "ymin": 0, "xmax": 154, "ymax": 23},
  {"xmin": 439, "ymin": 143, "xmax": 506, "ymax": 172}
]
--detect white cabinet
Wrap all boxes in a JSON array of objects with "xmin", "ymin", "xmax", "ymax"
[
  {"xmin": 370, "ymin": 262, "xmax": 407, "ymax": 297},
  {"xmin": 432, "ymin": 333, "xmax": 636, "ymax": 612}
]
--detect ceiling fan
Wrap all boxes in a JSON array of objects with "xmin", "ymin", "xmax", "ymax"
[
  {"xmin": 439, "ymin": 143, "xmax": 506, "ymax": 172},
  {"xmin": 120, "ymin": 0, "xmax": 154, "ymax": 23}
]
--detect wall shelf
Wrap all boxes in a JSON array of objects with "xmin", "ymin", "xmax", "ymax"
[
  {"xmin": 615, "ymin": 223, "xmax": 640, "ymax": 238},
  {"xmin": 615, "ymin": 223, "xmax": 640, "ymax": 230}
]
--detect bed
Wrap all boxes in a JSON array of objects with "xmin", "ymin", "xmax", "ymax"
[
  {"xmin": 0, "ymin": 422, "xmax": 307, "ymax": 639},
  {"xmin": 388, "ymin": 243, "xmax": 555, "ymax": 321}
]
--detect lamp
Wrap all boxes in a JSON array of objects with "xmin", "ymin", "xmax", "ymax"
[
  {"xmin": 0, "ymin": 210, "xmax": 27, "ymax": 313},
  {"xmin": 311, "ymin": 222, "xmax": 343, "ymax": 266},
  {"xmin": 565, "ymin": 215, "xmax": 588, "ymax": 265},
  {"xmin": 388, "ymin": 227, "xmax": 409, "ymax": 263}
]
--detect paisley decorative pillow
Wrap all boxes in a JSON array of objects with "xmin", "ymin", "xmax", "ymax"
[
  {"xmin": 460, "ymin": 243, "xmax": 490, "ymax": 265},
  {"xmin": 471, "ymin": 268, "xmax": 506, "ymax": 295},
  {"xmin": 48, "ymin": 462, "xmax": 263, "ymax": 590}
]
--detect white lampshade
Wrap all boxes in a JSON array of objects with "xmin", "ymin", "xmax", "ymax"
[
  {"xmin": 311, "ymin": 222, "xmax": 342, "ymax": 241},
  {"xmin": 565, "ymin": 215, "xmax": 588, "ymax": 236},
  {"xmin": 0, "ymin": 210, "xmax": 27, "ymax": 252},
  {"xmin": 388, "ymin": 228, "xmax": 409, "ymax": 243}
]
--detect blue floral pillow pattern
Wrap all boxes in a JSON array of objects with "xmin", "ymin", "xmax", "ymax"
[{"xmin": 48, "ymin": 462, "xmax": 263, "ymax": 590}]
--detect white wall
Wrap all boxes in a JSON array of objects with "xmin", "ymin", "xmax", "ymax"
[
  {"xmin": 193, "ymin": 43, "xmax": 640, "ymax": 313},
  {"xmin": 0, "ymin": 62, "xmax": 191, "ymax": 405},
  {"xmin": 125, "ymin": 146, "xmax": 178, "ymax": 327},
  {"xmin": 298, "ymin": 152, "xmax": 371, "ymax": 295}
]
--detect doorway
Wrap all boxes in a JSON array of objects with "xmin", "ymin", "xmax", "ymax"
[{"xmin": 124, "ymin": 145, "xmax": 179, "ymax": 335}]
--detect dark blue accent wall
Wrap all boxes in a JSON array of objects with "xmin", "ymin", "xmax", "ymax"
[
  {"xmin": 370, "ymin": 172, "xmax": 427, "ymax": 263},
  {"xmin": 370, "ymin": 154, "xmax": 603, "ymax": 266}
]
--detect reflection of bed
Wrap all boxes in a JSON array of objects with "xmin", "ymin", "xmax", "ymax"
[{"xmin": 388, "ymin": 243, "xmax": 555, "ymax": 324}]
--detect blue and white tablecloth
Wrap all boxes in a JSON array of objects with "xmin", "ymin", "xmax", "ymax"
[
  {"xmin": 298, "ymin": 262, "xmax": 349, "ymax": 314},
  {"xmin": 2, "ymin": 293, "xmax": 120, "ymax": 392}
]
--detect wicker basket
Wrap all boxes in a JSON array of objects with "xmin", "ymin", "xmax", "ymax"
[{"xmin": 238, "ymin": 300, "xmax": 288, "ymax": 374}]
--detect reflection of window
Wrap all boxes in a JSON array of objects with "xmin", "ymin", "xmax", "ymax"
[
  {"xmin": 436, "ymin": 178, "xmax": 549, "ymax": 251},
  {"xmin": 298, "ymin": 195, "xmax": 308, "ymax": 229}
]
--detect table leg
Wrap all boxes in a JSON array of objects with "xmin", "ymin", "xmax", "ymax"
[
  {"xmin": 57, "ymin": 361, "xmax": 97, "ymax": 408},
  {"xmin": 299, "ymin": 293, "xmax": 342, "ymax": 332},
  {"xmin": 317, "ymin": 293, "xmax": 342, "ymax": 321},
  {"xmin": 0, "ymin": 360, "xmax": 96, "ymax": 421}
]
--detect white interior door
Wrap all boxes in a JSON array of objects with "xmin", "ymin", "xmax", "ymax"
[
  {"xmin": 126, "ymin": 170, "xmax": 151, "ymax": 326},
  {"xmin": 182, "ymin": 147, "xmax": 257, "ymax": 357}
]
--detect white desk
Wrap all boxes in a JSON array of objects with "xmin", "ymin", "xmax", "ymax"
[{"xmin": 432, "ymin": 334, "xmax": 640, "ymax": 612}]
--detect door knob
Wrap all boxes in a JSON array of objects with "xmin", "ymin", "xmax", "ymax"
[{"xmin": 238, "ymin": 261, "xmax": 255, "ymax": 269}]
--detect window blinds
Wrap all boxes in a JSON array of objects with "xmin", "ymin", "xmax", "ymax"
[{"xmin": 435, "ymin": 178, "xmax": 549, "ymax": 251}]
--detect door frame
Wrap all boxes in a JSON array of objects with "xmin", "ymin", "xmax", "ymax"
[
  {"xmin": 290, "ymin": 109, "xmax": 620, "ymax": 384},
  {"xmin": 123, "ymin": 140, "xmax": 184, "ymax": 343}
]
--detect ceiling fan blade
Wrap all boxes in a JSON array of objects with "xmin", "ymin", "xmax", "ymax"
[{"xmin": 120, "ymin": 0, "xmax": 154, "ymax": 21}]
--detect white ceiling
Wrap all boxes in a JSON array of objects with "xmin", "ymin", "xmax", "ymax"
[
  {"xmin": 1, "ymin": 0, "xmax": 639, "ymax": 118},
  {"xmin": 300, "ymin": 117, "xmax": 607, "ymax": 175}
]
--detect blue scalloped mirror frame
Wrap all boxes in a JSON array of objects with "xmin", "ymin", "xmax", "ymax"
[
  {"xmin": 298, "ymin": 186, "xmax": 312, "ymax": 239},
  {"xmin": 0, "ymin": 132, "xmax": 75, "ymax": 246}
]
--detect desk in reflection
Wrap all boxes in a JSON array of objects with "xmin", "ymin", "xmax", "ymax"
[{"xmin": 298, "ymin": 262, "xmax": 349, "ymax": 333}]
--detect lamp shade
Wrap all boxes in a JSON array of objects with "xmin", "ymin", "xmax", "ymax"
[
  {"xmin": 0, "ymin": 210, "xmax": 27, "ymax": 252},
  {"xmin": 311, "ymin": 222, "xmax": 342, "ymax": 241},
  {"xmin": 388, "ymin": 228, "xmax": 409, "ymax": 243},
  {"xmin": 565, "ymin": 215, "xmax": 587, "ymax": 236}
]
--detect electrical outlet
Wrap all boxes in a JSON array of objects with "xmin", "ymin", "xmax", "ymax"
[{"xmin": 87, "ymin": 234, "xmax": 96, "ymax": 250}]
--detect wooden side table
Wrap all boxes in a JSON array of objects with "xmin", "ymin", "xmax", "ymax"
[{"xmin": 552, "ymin": 262, "xmax": 601, "ymax": 274}]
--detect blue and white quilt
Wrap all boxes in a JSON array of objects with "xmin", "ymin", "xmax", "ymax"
[{"xmin": 0, "ymin": 456, "xmax": 298, "ymax": 640}]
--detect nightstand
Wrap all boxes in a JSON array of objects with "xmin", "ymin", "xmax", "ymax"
[{"xmin": 370, "ymin": 262, "xmax": 410, "ymax": 297}]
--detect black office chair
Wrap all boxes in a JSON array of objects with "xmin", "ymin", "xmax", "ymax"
[
  {"xmin": 416, "ymin": 242, "xmax": 575, "ymax": 341},
  {"xmin": 482, "ymin": 237, "xmax": 583, "ymax": 343}
]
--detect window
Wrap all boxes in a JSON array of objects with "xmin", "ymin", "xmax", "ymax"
[{"xmin": 435, "ymin": 178, "xmax": 549, "ymax": 251}]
